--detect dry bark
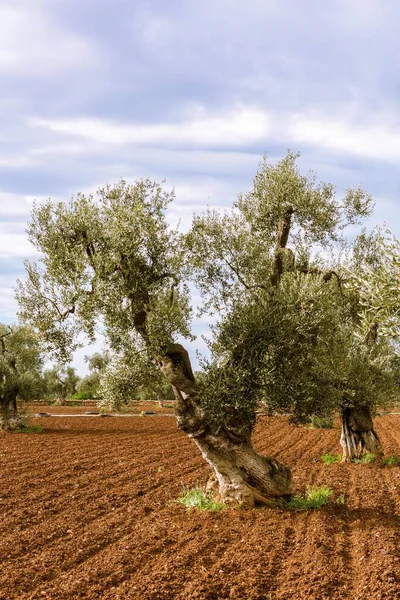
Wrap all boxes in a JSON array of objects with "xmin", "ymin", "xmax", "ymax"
[
  {"xmin": 160, "ymin": 344, "xmax": 292, "ymax": 508},
  {"xmin": 340, "ymin": 406, "xmax": 383, "ymax": 462},
  {"xmin": 0, "ymin": 390, "xmax": 18, "ymax": 431},
  {"xmin": 340, "ymin": 322, "xmax": 385, "ymax": 463},
  {"xmin": 56, "ymin": 393, "xmax": 67, "ymax": 406},
  {"xmin": 270, "ymin": 207, "xmax": 295, "ymax": 287}
]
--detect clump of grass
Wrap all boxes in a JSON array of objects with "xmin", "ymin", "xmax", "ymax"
[
  {"xmin": 310, "ymin": 414, "xmax": 334, "ymax": 429},
  {"xmin": 14, "ymin": 424, "xmax": 43, "ymax": 434},
  {"xmin": 287, "ymin": 485, "xmax": 332, "ymax": 510},
  {"xmin": 383, "ymin": 455, "xmax": 400, "ymax": 466},
  {"xmin": 177, "ymin": 485, "xmax": 225, "ymax": 511},
  {"xmin": 335, "ymin": 493, "xmax": 346, "ymax": 505},
  {"xmin": 354, "ymin": 451, "xmax": 376, "ymax": 464},
  {"xmin": 321, "ymin": 452, "xmax": 342, "ymax": 464}
]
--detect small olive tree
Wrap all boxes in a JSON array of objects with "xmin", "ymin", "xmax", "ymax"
[
  {"xmin": 0, "ymin": 324, "xmax": 44, "ymax": 430},
  {"xmin": 348, "ymin": 230, "xmax": 400, "ymax": 338},
  {"xmin": 43, "ymin": 365, "xmax": 80, "ymax": 404},
  {"xmin": 77, "ymin": 352, "xmax": 110, "ymax": 399},
  {"xmin": 98, "ymin": 349, "xmax": 173, "ymax": 409}
]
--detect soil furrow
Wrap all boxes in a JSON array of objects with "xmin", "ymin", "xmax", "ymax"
[{"xmin": 2, "ymin": 407, "xmax": 400, "ymax": 600}]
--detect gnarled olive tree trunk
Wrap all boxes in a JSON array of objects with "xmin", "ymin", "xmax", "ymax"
[
  {"xmin": 340, "ymin": 323, "xmax": 385, "ymax": 463},
  {"xmin": 160, "ymin": 344, "xmax": 292, "ymax": 508},
  {"xmin": 0, "ymin": 389, "xmax": 18, "ymax": 431},
  {"xmin": 340, "ymin": 406, "xmax": 383, "ymax": 462}
]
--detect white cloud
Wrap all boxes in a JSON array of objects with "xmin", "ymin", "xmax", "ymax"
[
  {"xmin": 30, "ymin": 102, "xmax": 400, "ymax": 166},
  {"xmin": 0, "ymin": 5, "xmax": 98, "ymax": 75},
  {"xmin": 141, "ymin": 16, "xmax": 176, "ymax": 47},
  {"xmin": 0, "ymin": 156, "xmax": 38, "ymax": 168},
  {"xmin": 289, "ymin": 113, "xmax": 400, "ymax": 163},
  {"xmin": 0, "ymin": 193, "xmax": 39, "ymax": 219},
  {"xmin": 332, "ymin": 0, "xmax": 385, "ymax": 33},
  {"xmin": 30, "ymin": 142, "xmax": 98, "ymax": 158},
  {"xmin": 0, "ymin": 286, "xmax": 18, "ymax": 321},
  {"xmin": 30, "ymin": 106, "xmax": 272, "ymax": 148},
  {"xmin": 0, "ymin": 234, "xmax": 37, "ymax": 259},
  {"xmin": 167, "ymin": 178, "xmax": 242, "ymax": 230},
  {"xmin": 0, "ymin": 225, "xmax": 38, "ymax": 258}
]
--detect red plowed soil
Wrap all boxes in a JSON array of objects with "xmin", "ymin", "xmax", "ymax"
[
  {"xmin": 1, "ymin": 412, "xmax": 399, "ymax": 600},
  {"xmin": 28, "ymin": 401, "xmax": 175, "ymax": 415}
]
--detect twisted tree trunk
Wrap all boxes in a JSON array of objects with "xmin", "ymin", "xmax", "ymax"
[
  {"xmin": 340, "ymin": 322, "xmax": 385, "ymax": 463},
  {"xmin": 340, "ymin": 406, "xmax": 383, "ymax": 462},
  {"xmin": 0, "ymin": 390, "xmax": 18, "ymax": 431},
  {"xmin": 160, "ymin": 344, "xmax": 292, "ymax": 508}
]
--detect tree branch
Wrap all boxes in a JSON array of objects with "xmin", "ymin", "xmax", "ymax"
[
  {"xmin": 270, "ymin": 207, "xmax": 294, "ymax": 287},
  {"xmin": 297, "ymin": 267, "xmax": 344, "ymax": 292},
  {"xmin": 38, "ymin": 293, "xmax": 76, "ymax": 320},
  {"xmin": 0, "ymin": 328, "xmax": 13, "ymax": 354},
  {"xmin": 223, "ymin": 249, "xmax": 267, "ymax": 292}
]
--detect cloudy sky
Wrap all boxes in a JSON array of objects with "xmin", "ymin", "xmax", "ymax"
[{"xmin": 1, "ymin": 0, "xmax": 399, "ymax": 373}]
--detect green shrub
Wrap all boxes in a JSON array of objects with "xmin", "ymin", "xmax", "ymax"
[
  {"xmin": 71, "ymin": 391, "xmax": 95, "ymax": 400},
  {"xmin": 177, "ymin": 486, "xmax": 225, "ymax": 511},
  {"xmin": 287, "ymin": 485, "xmax": 332, "ymax": 510}
]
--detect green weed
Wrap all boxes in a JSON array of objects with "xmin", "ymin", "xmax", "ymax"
[
  {"xmin": 287, "ymin": 485, "xmax": 332, "ymax": 510},
  {"xmin": 177, "ymin": 485, "xmax": 225, "ymax": 511},
  {"xmin": 14, "ymin": 424, "xmax": 43, "ymax": 434},
  {"xmin": 321, "ymin": 452, "xmax": 342, "ymax": 464},
  {"xmin": 383, "ymin": 455, "xmax": 400, "ymax": 466},
  {"xmin": 354, "ymin": 452, "xmax": 376, "ymax": 464}
]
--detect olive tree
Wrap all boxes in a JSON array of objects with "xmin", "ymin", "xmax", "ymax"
[
  {"xmin": 98, "ymin": 348, "xmax": 173, "ymax": 409},
  {"xmin": 17, "ymin": 178, "xmax": 293, "ymax": 507},
  {"xmin": 76, "ymin": 352, "xmax": 110, "ymax": 399},
  {"xmin": 43, "ymin": 365, "xmax": 80, "ymax": 404},
  {"xmin": 324, "ymin": 229, "xmax": 400, "ymax": 459},
  {"xmin": 187, "ymin": 151, "xmax": 397, "ymax": 462},
  {"xmin": 348, "ymin": 230, "xmax": 400, "ymax": 339},
  {"xmin": 0, "ymin": 324, "xmax": 44, "ymax": 430},
  {"xmin": 17, "ymin": 155, "xmax": 395, "ymax": 504}
]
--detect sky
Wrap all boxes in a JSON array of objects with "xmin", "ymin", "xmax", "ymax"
[{"xmin": 1, "ymin": 0, "xmax": 399, "ymax": 374}]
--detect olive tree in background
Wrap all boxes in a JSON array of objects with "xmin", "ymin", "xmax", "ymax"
[
  {"xmin": 43, "ymin": 365, "xmax": 80, "ymax": 404},
  {"xmin": 349, "ymin": 230, "xmax": 400, "ymax": 339},
  {"xmin": 99, "ymin": 349, "xmax": 174, "ymax": 409},
  {"xmin": 76, "ymin": 351, "xmax": 110, "ymax": 399},
  {"xmin": 16, "ymin": 153, "xmax": 398, "ymax": 505},
  {"xmin": 0, "ymin": 324, "xmax": 45, "ymax": 430}
]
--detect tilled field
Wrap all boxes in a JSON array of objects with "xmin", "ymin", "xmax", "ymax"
[{"xmin": 1, "ymin": 412, "xmax": 399, "ymax": 600}]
